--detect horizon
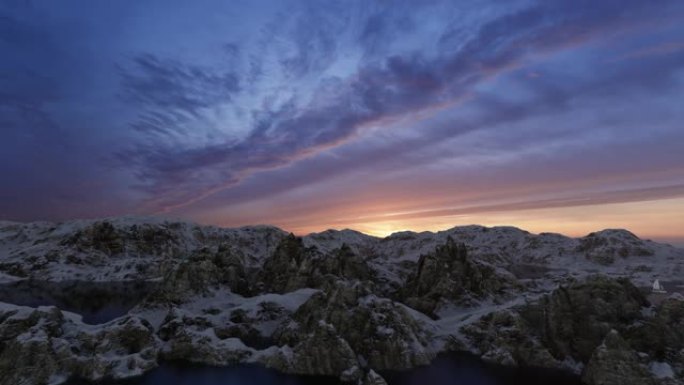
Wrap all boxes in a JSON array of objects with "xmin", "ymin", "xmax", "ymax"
[
  {"xmin": 2, "ymin": 1, "xmax": 684, "ymax": 244},
  {"xmin": 3, "ymin": 214, "xmax": 684, "ymax": 248}
]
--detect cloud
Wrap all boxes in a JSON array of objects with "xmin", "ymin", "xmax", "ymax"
[
  {"xmin": 119, "ymin": 54, "xmax": 240, "ymax": 136},
  {"xmin": 343, "ymin": 184, "xmax": 684, "ymax": 224},
  {"xmin": 120, "ymin": 1, "xmax": 684, "ymax": 214},
  {"xmin": 120, "ymin": 0, "xmax": 683, "ymax": 214},
  {"xmin": 2, "ymin": 0, "xmax": 683, "ymax": 227},
  {"xmin": 612, "ymin": 41, "xmax": 684, "ymax": 62}
]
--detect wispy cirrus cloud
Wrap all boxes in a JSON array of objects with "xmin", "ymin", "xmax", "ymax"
[
  {"xmin": 121, "ymin": 54, "xmax": 240, "ymax": 120},
  {"xmin": 118, "ymin": 0, "xmax": 684, "ymax": 214},
  {"xmin": 2, "ymin": 0, "xmax": 684, "ymax": 240}
]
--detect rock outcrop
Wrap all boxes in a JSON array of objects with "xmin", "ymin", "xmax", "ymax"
[
  {"xmin": 400, "ymin": 236, "xmax": 516, "ymax": 315},
  {"xmin": 1, "ymin": 218, "xmax": 684, "ymax": 384},
  {"xmin": 149, "ymin": 244, "xmax": 250, "ymax": 304},
  {"xmin": 577, "ymin": 229, "xmax": 655, "ymax": 265},
  {"xmin": 0, "ymin": 219, "xmax": 287, "ymax": 281},
  {"xmin": 537, "ymin": 276, "xmax": 648, "ymax": 362},
  {"xmin": 582, "ymin": 330, "xmax": 656, "ymax": 385},
  {"xmin": 258, "ymin": 280, "xmax": 432, "ymax": 383},
  {"xmin": 462, "ymin": 276, "xmax": 684, "ymax": 384},
  {"xmin": 0, "ymin": 306, "xmax": 158, "ymax": 385},
  {"xmin": 258, "ymin": 234, "xmax": 373, "ymax": 294},
  {"xmin": 461, "ymin": 309, "xmax": 559, "ymax": 368}
]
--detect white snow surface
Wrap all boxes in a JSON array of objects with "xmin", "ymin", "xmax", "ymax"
[{"xmin": 650, "ymin": 361, "xmax": 675, "ymax": 379}]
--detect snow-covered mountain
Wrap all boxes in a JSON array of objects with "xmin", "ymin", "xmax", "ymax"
[
  {"xmin": 0, "ymin": 217, "xmax": 287, "ymax": 282},
  {"xmin": 1, "ymin": 217, "xmax": 683, "ymax": 385},
  {"xmin": 1, "ymin": 217, "xmax": 681, "ymax": 286}
]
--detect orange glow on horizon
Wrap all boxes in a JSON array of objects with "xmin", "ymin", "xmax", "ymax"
[{"xmin": 268, "ymin": 197, "xmax": 684, "ymax": 246}]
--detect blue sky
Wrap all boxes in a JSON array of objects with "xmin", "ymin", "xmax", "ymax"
[{"xmin": 2, "ymin": 0, "xmax": 684, "ymax": 242}]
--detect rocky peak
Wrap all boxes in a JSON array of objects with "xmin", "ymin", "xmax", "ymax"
[
  {"xmin": 582, "ymin": 330, "xmax": 656, "ymax": 385},
  {"xmin": 258, "ymin": 234, "xmax": 321, "ymax": 293},
  {"xmin": 577, "ymin": 229, "xmax": 655, "ymax": 265},
  {"xmin": 271, "ymin": 280, "xmax": 433, "ymax": 374},
  {"xmin": 258, "ymin": 235, "xmax": 374, "ymax": 294},
  {"xmin": 538, "ymin": 276, "xmax": 649, "ymax": 362},
  {"xmin": 400, "ymin": 236, "xmax": 514, "ymax": 316}
]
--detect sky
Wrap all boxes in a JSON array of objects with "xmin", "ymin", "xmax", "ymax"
[{"xmin": 1, "ymin": 0, "xmax": 684, "ymax": 244}]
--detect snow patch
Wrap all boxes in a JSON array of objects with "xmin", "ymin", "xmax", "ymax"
[{"xmin": 649, "ymin": 361, "xmax": 675, "ymax": 379}]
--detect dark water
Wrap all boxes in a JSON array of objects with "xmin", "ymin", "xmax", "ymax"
[
  {"xmin": 66, "ymin": 354, "xmax": 582, "ymax": 385},
  {"xmin": 66, "ymin": 363, "xmax": 343, "ymax": 385},
  {"xmin": 0, "ymin": 280, "xmax": 157, "ymax": 324},
  {"xmin": 382, "ymin": 353, "xmax": 583, "ymax": 385}
]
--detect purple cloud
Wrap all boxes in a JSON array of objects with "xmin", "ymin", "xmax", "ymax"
[{"xmin": 119, "ymin": 0, "xmax": 684, "ymax": 214}]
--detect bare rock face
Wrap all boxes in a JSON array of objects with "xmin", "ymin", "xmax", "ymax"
[
  {"xmin": 461, "ymin": 309, "xmax": 559, "ymax": 368},
  {"xmin": 61, "ymin": 221, "xmax": 125, "ymax": 255},
  {"xmin": 582, "ymin": 330, "xmax": 656, "ymax": 385},
  {"xmin": 146, "ymin": 244, "xmax": 251, "ymax": 304},
  {"xmin": 151, "ymin": 256, "xmax": 220, "ymax": 304},
  {"xmin": 60, "ymin": 221, "xmax": 182, "ymax": 258},
  {"xmin": 463, "ymin": 277, "xmax": 684, "ymax": 384},
  {"xmin": 538, "ymin": 276, "xmax": 649, "ymax": 362},
  {"xmin": 623, "ymin": 297, "xmax": 684, "ymax": 384},
  {"xmin": 320, "ymin": 243, "xmax": 374, "ymax": 282},
  {"xmin": 0, "ymin": 307, "xmax": 65, "ymax": 385},
  {"xmin": 213, "ymin": 244, "xmax": 250, "ymax": 294},
  {"xmin": 0, "ymin": 306, "xmax": 158, "ymax": 385},
  {"xmin": 271, "ymin": 280, "xmax": 433, "ymax": 375},
  {"xmin": 258, "ymin": 234, "xmax": 373, "ymax": 294},
  {"xmin": 263, "ymin": 321, "xmax": 359, "ymax": 377},
  {"xmin": 400, "ymin": 236, "xmax": 515, "ymax": 315}
]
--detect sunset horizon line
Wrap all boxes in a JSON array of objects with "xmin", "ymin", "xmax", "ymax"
[{"xmin": 3, "ymin": 213, "xmax": 683, "ymax": 248}]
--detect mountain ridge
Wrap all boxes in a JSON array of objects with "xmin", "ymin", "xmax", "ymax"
[
  {"xmin": 1, "ymin": 216, "xmax": 683, "ymax": 385},
  {"xmin": 2, "ymin": 215, "xmax": 676, "ymax": 245},
  {"xmin": 1, "ymin": 217, "xmax": 681, "ymax": 284}
]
